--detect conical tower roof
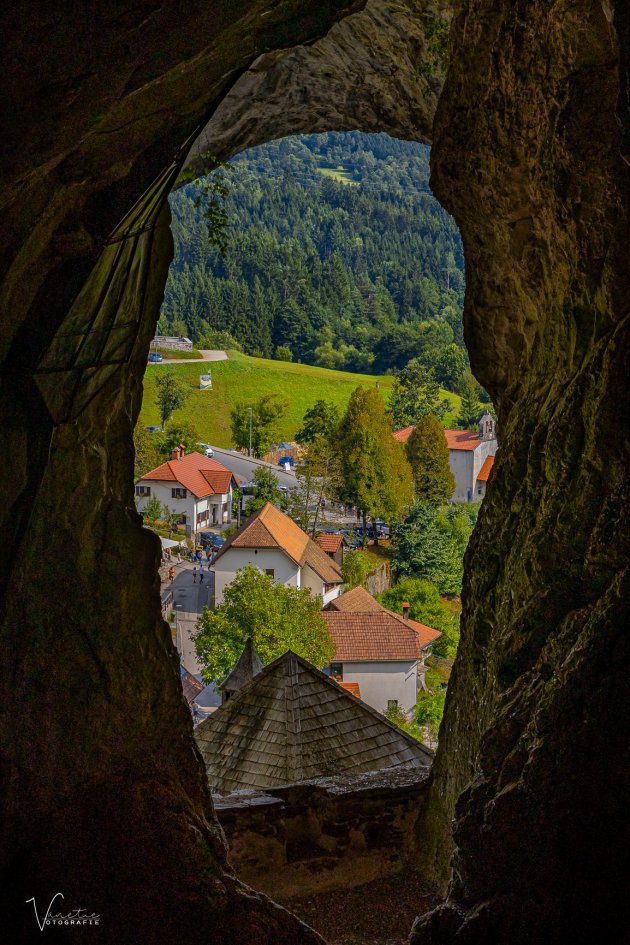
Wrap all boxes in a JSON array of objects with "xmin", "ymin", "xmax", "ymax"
[{"xmin": 219, "ymin": 637, "xmax": 264, "ymax": 695}]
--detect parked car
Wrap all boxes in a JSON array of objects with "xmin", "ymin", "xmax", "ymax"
[
  {"xmin": 277, "ymin": 455, "xmax": 295, "ymax": 468},
  {"xmin": 145, "ymin": 425, "xmax": 161, "ymax": 433},
  {"xmin": 147, "ymin": 352, "xmax": 163, "ymax": 362},
  {"xmin": 199, "ymin": 532, "xmax": 226, "ymax": 549},
  {"xmin": 197, "ymin": 442, "xmax": 214, "ymax": 457}
]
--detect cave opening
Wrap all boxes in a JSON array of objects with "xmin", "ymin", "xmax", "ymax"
[{"xmin": 2, "ymin": 3, "xmax": 627, "ymax": 944}]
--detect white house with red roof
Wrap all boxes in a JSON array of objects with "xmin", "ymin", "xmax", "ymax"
[
  {"xmin": 135, "ymin": 446, "xmax": 239, "ymax": 538},
  {"xmin": 211, "ymin": 502, "xmax": 344, "ymax": 606},
  {"xmin": 393, "ymin": 411, "xmax": 497, "ymax": 502},
  {"xmin": 322, "ymin": 586, "xmax": 441, "ymax": 716}
]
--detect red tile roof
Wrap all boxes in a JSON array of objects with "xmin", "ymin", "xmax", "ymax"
[
  {"xmin": 338, "ymin": 681, "xmax": 361, "ymax": 699},
  {"xmin": 323, "ymin": 611, "xmax": 426, "ymax": 660},
  {"xmin": 406, "ymin": 618, "xmax": 443, "ymax": 649},
  {"xmin": 392, "ymin": 425, "xmax": 483, "ymax": 451},
  {"xmin": 323, "ymin": 587, "xmax": 441, "ymax": 658},
  {"xmin": 326, "ymin": 586, "xmax": 384, "ymax": 613},
  {"xmin": 443, "ymin": 428, "xmax": 482, "ymax": 451},
  {"xmin": 213, "ymin": 503, "xmax": 343, "ymax": 585},
  {"xmin": 316, "ymin": 532, "xmax": 345, "ymax": 553},
  {"xmin": 476, "ymin": 455, "xmax": 495, "ymax": 482},
  {"xmin": 392, "ymin": 425, "xmax": 415, "ymax": 443},
  {"xmin": 139, "ymin": 451, "xmax": 237, "ymax": 499}
]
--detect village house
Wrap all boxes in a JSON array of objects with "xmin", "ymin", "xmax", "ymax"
[
  {"xmin": 322, "ymin": 586, "xmax": 441, "ymax": 716},
  {"xmin": 393, "ymin": 411, "xmax": 497, "ymax": 502},
  {"xmin": 135, "ymin": 446, "xmax": 239, "ymax": 538},
  {"xmin": 211, "ymin": 502, "xmax": 343, "ymax": 605},
  {"xmin": 315, "ymin": 531, "xmax": 349, "ymax": 566},
  {"xmin": 194, "ymin": 644, "xmax": 432, "ymax": 795}
]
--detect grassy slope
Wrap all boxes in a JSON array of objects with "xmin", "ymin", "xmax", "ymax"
[
  {"xmin": 315, "ymin": 166, "xmax": 358, "ymax": 186},
  {"xmin": 139, "ymin": 351, "xmax": 461, "ymax": 448}
]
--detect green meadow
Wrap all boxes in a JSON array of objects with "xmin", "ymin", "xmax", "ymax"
[{"xmin": 140, "ymin": 351, "xmax": 460, "ymax": 448}]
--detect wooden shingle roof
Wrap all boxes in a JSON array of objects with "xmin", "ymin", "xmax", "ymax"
[
  {"xmin": 220, "ymin": 637, "xmax": 263, "ymax": 694},
  {"xmin": 194, "ymin": 651, "xmax": 432, "ymax": 794}
]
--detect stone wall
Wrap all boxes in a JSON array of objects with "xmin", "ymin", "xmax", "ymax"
[
  {"xmin": 366, "ymin": 561, "xmax": 392, "ymax": 596},
  {"xmin": 215, "ymin": 769, "xmax": 429, "ymax": 899}
]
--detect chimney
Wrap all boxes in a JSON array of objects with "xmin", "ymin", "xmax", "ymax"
[
  {"xmin": 171, "ymin": 447, "xmax": 180, "ymax": 461},
  {"xmin": 402, "ymin": 602, "xmax": 410, "ymax": 620}
]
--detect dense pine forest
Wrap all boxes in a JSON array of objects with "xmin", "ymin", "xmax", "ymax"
[{"xmin": 162, "ymin": 132, "xmax": 467, "ymax": 384}]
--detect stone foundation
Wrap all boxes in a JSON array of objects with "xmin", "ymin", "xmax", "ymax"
[{"xmin": 215, "ymin": 768, "xmax": 429, "ymax": 899}]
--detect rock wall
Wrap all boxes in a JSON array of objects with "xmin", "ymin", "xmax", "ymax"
[
  {"xmin": 0, "ymin": 2, "xmax": 447, "ymax": 942},
  {"xmin": 0, "ymin": 0, "xmax": 627, "ymax": 942},
  {"xmin": 412, "ymin": 2, "xmax": 630, "ymax": 942}
]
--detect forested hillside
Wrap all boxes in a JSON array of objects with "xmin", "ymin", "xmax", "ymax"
[{"xmin": 163, "ymin": 131, "xmax": 467, "ymax": 383}]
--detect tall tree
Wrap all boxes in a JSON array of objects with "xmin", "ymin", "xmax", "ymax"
[
  {"xmin": 193, "ymin": 566, "xmax": 335, "ymax": 683},
  {"xmin": 336, "ymin": 387, "xmax": 414, "ymax": 544},
  {"xmin": 456, "ymin": 372, "xmax": 483, "ymax": 429},
  {"xmin": 133, "ymin": 424, "xmax": 161, "ymax": 478},
  {"xmin": 154, "ymin": 370, "xmax": 189, "ymax": 429},
  {"xmin": 389, "ymin": 359, "xmax": 449, "ymax": 428},
  {"xmin": 230, "ymin": 393, "xmax": 288, "ymax": 456},
  {"xmin": 405, "ymin": 413, "xmax": 455, "ymax": 504},
  {"xmin": 296, "ymin": 400, "xmax": 340, "ymax": 445},
  {"xmin": 392, "ymin": 501, "xmax": 463, "ymax": 594}
]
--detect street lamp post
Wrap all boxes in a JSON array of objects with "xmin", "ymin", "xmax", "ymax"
[{"xmin": 248, "ymin": 406, "xmax": 253, "ymax": 457}]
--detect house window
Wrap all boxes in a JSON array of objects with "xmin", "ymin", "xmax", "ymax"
[
  {"xmin": 135, "ymin": 485, "xmax": 151, "ymax": 496},
  {"xmin": 387, "ymin": 699, "xmax": 398, "ymax": 713},
  {"xmin": 171, "ymin": 487, "xmax": 187, "ymax": 499},
  {"xmin": 330, "ymin": 662, "xmax": 343, "ymax": 681},
  {"xmin": 197, "ymin": 509, "xmax": 208, "ymax": 524},
  {"xmin": 265, "ymin": 568, "xmax": 275, "ymax": 579}
]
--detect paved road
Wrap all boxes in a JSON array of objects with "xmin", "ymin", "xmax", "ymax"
[
  {"xmin": 165, "ymin": 561, "xmax": 215, "ymax": 675},
  {"xmin": 154, "ymin": 349, "xmax": 229, "ymax": 364},
  {"xmin": 209, "ymin": 446, "xmax": 299, "ymax": 490}
]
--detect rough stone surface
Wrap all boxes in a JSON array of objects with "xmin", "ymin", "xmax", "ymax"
[
  {"xmin": 0, "ymin": 3, "xmax": 371, "ymax": 943},
  {"xmin": 185, "ymin": 0, "xmax": 450, "ymax": 171},
  {"xmin": 0, "ymin": 0, "xmax": 628, "ymax": 943},
  {"xmin": 412, "ymin": 1, "xmax": 630, "ymax": 942}
]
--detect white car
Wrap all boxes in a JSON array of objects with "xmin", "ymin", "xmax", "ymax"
[{"xmin": 197, "ymin": 442, "xmax": 214, "ymax": 457}]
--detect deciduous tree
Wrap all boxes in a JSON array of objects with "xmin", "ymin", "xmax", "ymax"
[
  {"xmin": 154, "ymin": 370, "xmax": 189, "ymax": 429},
  {"xmin": 296, "ymin": 400, "xmax": 340, "ymax": 445},
  {"xmin": 389, "ymin": 359, "xmax": 449, "ymax": 429},
  {"xmin": 243, "ymin": 466, "xmax": 286, "ymax": 518},
  {"xmin": 230, "ymin": 394, "xmax": 288, "ymax": 457},
  {"xmin": 194, "ymin": 566, "xmax": 335, "ymax": 683}
]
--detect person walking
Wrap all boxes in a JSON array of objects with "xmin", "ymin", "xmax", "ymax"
[
  {"xmin": 168, "ymin": 566, "xmax": 175, "ymax": 583},
  {"xmin": 192, "ymin": 566, "xmax": 197, "ymax": 583},
  {"xmin": 199, "ymin": 564, "xmax": 204, "ymax": 584}
]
